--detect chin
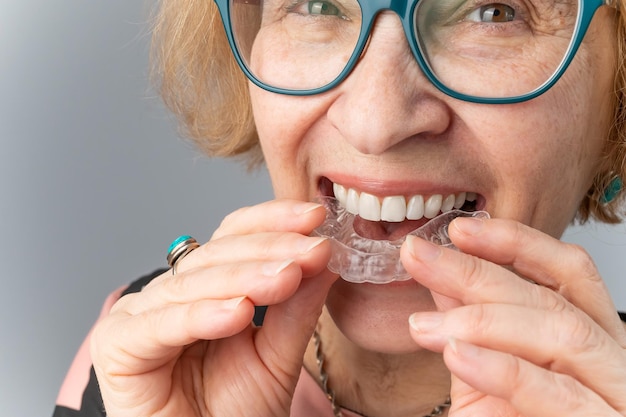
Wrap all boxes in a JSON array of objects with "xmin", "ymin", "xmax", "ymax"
[{"xmin": 324, "ymin": 279, "xmax": 437, "ymax": 354}]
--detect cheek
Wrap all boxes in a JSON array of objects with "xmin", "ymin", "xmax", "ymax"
[
  {"xmin": 250, "ymin": 86, "xmax": 332, "ymax": 199},
  {"xmin": 534, "ymin": 31, "xmax": 615, "ymax": 192},
  {"xmin": 494, "ymin": 49, "xmax": 610, "ymax": 231}
]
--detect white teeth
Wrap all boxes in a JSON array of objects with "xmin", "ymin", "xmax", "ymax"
[
  {"xmin": 406, "ymin": 195, "xmax": 425, "ymax": 220},
  {"xmin": 381, "ymin": 196, "xmax": 407, "ymax": 222},
  {"xmin": 330, "ymin": 182, "xmax": 478, "ymax": 223},
  {"xmin": 333, "ymin": 182, "xmax": 347, "ymax": 206},
  {"xmin": 346, "ymin": 188, "xmax": 360, "ymax": 215},
  {"xmin": 424, "ymin": 194, "xmax": 443, "ymax": 219},
  {"xmin": 441, "ymin": 194, "xmax": 456, "ymax": 213},
  {"xmin": 454, "ymin": 192, "xmax": 467, "ymax": 209},
  {"xmin": 359, "ymin": 192, "xmax": 381, "ymax": 221}
]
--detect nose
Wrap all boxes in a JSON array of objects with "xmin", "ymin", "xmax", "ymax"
[{"xmin": 326, "ymin": 13, "xmax": 451, "ymax": 156}]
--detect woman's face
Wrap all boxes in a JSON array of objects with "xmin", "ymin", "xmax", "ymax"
[{"xmin": 249, "ymin": 8, "xmax": 617, "ymax": 352}]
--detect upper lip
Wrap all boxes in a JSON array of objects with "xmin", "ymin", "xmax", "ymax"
[{"xmin": 318, "ymin": 175, "xmax": 478, "ymax": 200}]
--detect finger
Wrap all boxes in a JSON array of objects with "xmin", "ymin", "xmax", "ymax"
[
  {"xmin": 170, "ymin": 232, "xmax": 329, "ymax": 277},
  {"xmin": 92, "ymin": 297, "xmax": 257, "ymax": 417},
  {"xmin": 401, "ymin": 235, "xmax": 565, "ymax": 312},
  {"xmin": 402, "ymin": 232, "xmax": 626, "ymax": 345},
  {"xmin": 255, "ymin": 268, "xmax": 339, "ymax": 387},
  {"xmin": 212, "ymin": 199, "xmax": 326, "ymax": 239},
  {"xmin": 443, "ymin": 338, "xmax": 621, "ymax": 417},
  {"xmin": 92, "ymin": 295, "xmax": 256, "ymax": 376},
  {"xmin": 410, "ymin": 304, "xmax": 626, "ymax": 412},
  {"xmin": 114, "ymin": 259, "xmax": 312, "ymax": 315},
  {"xmin": 449, "ymin": 217, "xmax": 625, "ymax": 342},
  {"xmin": 446, "ymin": 374, "xmax": 517, "ymax": 417}
]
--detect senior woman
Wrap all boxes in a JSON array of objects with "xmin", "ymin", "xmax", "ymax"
[{"xmin": 54, "ymin": 0, "xmax": 626, "ymax": 415}]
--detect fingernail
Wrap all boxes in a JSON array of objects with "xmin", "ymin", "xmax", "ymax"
[
  {"xmin": 293, "ymin": 202, "xmax": 323, "ymax": 215},
  {"xmin": 453, "ymin": 217, "xmax": 485, "ymax": 236},
  {"xmin": 448, "ymin": 337, "xmax": 459, "ymax": 354},
  {"xmin": 409, "ymin": 312, "xmax": 444, "ymax": 332},
  {"xmin": 299, "ymin": 237, "xmax": 326, "ymax": 254},
  {"xmin": 405, "ymin": 235, "xmax": 442, "ymax": 261},
  {"xmin": 262, "ymin": 259, "xmax": 295, "ymax": 277},
  {"xmin": 223, "ymin": 296, "xmax": 247, "ymax": 310},
  {"xmin": 447, "ymin": 337, "xmax": 481, "ymax": 358}
]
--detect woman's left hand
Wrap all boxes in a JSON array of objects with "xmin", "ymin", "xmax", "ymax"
[{"xmin": 401, "ymin": 217, "xmax": 626, "ymax": 417}]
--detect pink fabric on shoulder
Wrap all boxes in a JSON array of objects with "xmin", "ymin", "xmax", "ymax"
[
  {"xmin": 55, "ymin": 285, "xmax": 126, "ymax": 410},
  {"xmin": 291, "ymin": 367, "xmax": 361, "ymax": 417}
]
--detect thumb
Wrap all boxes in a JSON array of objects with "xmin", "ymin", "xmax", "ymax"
[
  {"xmin": 430, "ymin": 291, "xmax": 463, "ymax": 311},
  {"xmin": 255, "ymin": 269, "xmax": 338, "ymax": 384}
]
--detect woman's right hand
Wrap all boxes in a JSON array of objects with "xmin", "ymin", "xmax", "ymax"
[{"xmin": 90, "ymin": 199, "xmax": 336, "ymax": 417}]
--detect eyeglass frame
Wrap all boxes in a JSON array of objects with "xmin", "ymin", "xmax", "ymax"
[{"xmin": 213, "ymin": 0, "xmax": 617, "ymax": 104}]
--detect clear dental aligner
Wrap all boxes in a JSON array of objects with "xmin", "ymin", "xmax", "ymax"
[{"xmin": 312, "ymin": 196, "xmax": 490, "ymax": 284}]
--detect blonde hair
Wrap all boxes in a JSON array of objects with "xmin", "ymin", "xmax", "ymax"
[
  {"xmin": 151, "ymin": 0, "xmax": 626, "ymax": 223},
  {"xmin": 152, "ymin": 0, "xmax": 261, "ymax": 166}
]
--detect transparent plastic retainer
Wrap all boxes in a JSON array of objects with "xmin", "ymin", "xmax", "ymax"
[{"xmin": 312, "ymin": 196, "xmax": 490, "ymax": 284}]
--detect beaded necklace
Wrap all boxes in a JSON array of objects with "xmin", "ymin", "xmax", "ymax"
[{"xmin": 312, "ymin": 330, "xmax": 451, "ymax": 417}]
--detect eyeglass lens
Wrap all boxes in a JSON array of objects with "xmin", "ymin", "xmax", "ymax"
[{"xmin": 229, "ymin": 0, "xmax": 579, "ymax": 99}]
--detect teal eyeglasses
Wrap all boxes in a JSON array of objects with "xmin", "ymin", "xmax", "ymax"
[{"xmin": 213, "ymin": 0, "xmax": 616, "ymax": 103}]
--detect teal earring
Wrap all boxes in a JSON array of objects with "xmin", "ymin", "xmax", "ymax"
[{"xmin": 601, "ymin": 176, "xmax": 623, "ymax": 204}]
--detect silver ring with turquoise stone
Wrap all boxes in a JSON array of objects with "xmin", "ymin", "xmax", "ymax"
[{"xmin": 167, "ymin": 235, "xmax": 200, "ymax": 275}]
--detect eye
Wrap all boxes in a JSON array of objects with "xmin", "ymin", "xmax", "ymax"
[
  {"xmin": 307, "ymin": 0, "xmax": 342, "ymax": 15},
  {"xmin": 466, "ymin": 4, "xmax": 515, "ymax": 22}
]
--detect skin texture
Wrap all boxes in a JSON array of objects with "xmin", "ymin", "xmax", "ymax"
[
  {"xmin": 91, "ymin": 6, "xmax": 626, "ymax": 417},
  {"xmin": 253, "ymin": 10, "xmax": 615, "ymax": 353}
]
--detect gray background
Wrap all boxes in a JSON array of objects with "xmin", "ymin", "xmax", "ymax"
[{"xmin": 1, "ymin": 1, "xmax": 624, "ymax": 416}]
